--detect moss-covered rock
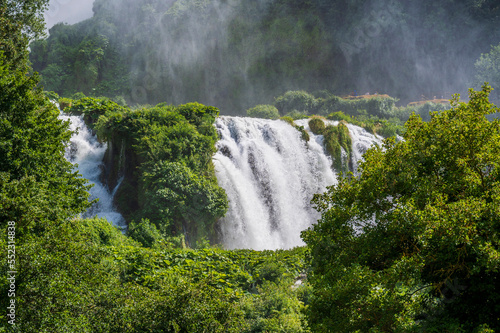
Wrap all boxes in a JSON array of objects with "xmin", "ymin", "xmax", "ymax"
[
  {"xmin": 280, "ymin": 117, "xmax": 309, "ymax": 142},
  {"xmin": 308, "ymin": 117, "xmax": 326, "ymax": 135},
  {"xmin": 323, "ymin": 123, "xmax": 352, "ymax": 174}
]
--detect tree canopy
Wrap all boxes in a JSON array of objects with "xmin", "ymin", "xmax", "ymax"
[
  {"xmin": 475, "ymin": 43, "xmax": 500, "ymax": 102},
  {"xmin": 29, "ymin": 0, "xmax": 500, "ymax": 112},
  {"xmin": 302, "ymin": 84, "xmax": 500, "ymax": 332},
  {"xmin": 1, "ymin": 0, "xmax": 48, "ymax": 69},
  {"xmin": 0, "ymin": 0, "xmax": 90, "ymax": 237}
]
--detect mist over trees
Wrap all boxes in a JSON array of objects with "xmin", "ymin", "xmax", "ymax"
[
  {"xmin": 30, "ymin": 0, "xmax": 500, "ymax": 114},
  {"xmin": 475, "ymin": 43, "xmax": 500, "ymax": 103}
]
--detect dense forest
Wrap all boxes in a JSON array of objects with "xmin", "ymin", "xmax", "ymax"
[
  {"xmin": 2, "ymin": 0, "xmax": 500, "ymax": 332},
  {"xmin": 30, "ymin": 0, "xmax": 500, "ymax": 113}
]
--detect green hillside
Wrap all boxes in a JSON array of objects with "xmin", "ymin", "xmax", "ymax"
[{"xmin": 30, "ymin": 0, "xmax": 500, "ymax": 113}]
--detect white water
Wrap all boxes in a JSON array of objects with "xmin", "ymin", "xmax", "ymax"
[
  {"xmin": 60, "ymin": 113, "xmax": 126, "ymax": 228},
  {"xmin": 59, "ymin": 112, "xmax": 381, "ymax": 247},
  {"xmin": 214, "ymin": 116, "xmax": 382, "ymax": 250}
]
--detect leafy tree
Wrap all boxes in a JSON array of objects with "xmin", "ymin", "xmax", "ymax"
[
  {"xmin": 475, "ymin": 43, "xmax": 500, "ymax": 102},
  {"xmin": 302, "ymin": 85, "xmax": 500, "ymax": 332},
  {"xmin": 239, "ymin": 279, "xmax": 310, "ymax": 333},
  {"xmin": 93, "ymin": 102, "xmax": 226, "ymax": 244},
  {"xmin": 127, "ymin": 218, "xmax": 165, "ymax": 248},
  {"xmin": 0, "ymin": 53, "xmax": 91, "ymax": 236},
  {"xmin": 1, "ymin": 0, "xmax": 48, "ymax": 69},
  {"xmin": 140, "ymin": 161, "xmax": 228, "ymax": 244}
]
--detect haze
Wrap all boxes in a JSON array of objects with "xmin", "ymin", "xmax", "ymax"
[{"xmin": 45, "ymin": 0, "xmax": 94, "ymax": 29}]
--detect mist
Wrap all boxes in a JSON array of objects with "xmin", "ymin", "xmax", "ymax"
[
  {"xmin": 45, "ymin": 0, "xmax": 94, "ymax": 29},
  {"xmin": 31, "ymin": 0, "xmax": 500, "ymax": 114}
]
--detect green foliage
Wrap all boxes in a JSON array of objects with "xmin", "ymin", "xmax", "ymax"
[
  {"xmin": 0, "ymin": 217, "xmax": 250, "ymax": 332},
  {"xmin": 127, "ymin": 218, "xmax": 165, "ymax": 248},
  {"xmin": 111, "ymin": 246, "xmax": 307, "ymax": 293},
  {"xmin": 322, "ymin": 123, "xmax": 352, "ymax": 173},
  {"xmin": 269, "ymin": 90, "xmax": 405, "ymax": 140},
  {"xmin": 43, "ymin": 90, "xmax": 59, "ymax": 101},
  {"xmin": 327, "ymin": 110, "xmax": 405, "ymax": 138},
  {"xmin": 396, "ymin": 101, "xmax": 449, "ymax": 122},
  {"xmin": 27, "ymin": 0, "xmax": 500, "ymax": 110},
  {"xmin": 279, "ymin": 116, "xmax": 295, "ymax": 125},
  {"xmin": 283, "ymin": 110, "xmax": 310, "ymax": 120},
  {"xmin": 302, "ymin": 85, "xmax": 500, "ymax": 332},
  {"xmin": 0, "ymin": 54, "xmax": 91, "ymax": 236},
  {"xmin": 247, "ymin": 104, "xmax": 280, "ymax": 119},
  {"xmin": 71, "ymin": 92, "xmax": 86, "ymax": 100},
  {"xmin": 30, "ymin": 22, "xmax": 128, "ymax": 98},
  {"xmin": 93, "ymin": 102, "xmax": 225, "ymax": 245},
  {"xmin": 58, "ymin": 97, "xmax": 73, "ymax": 109},
  {"xmin": 318, "ymin": 94, "xmax": 400, "ymax": 119},
  {"xmin": 1, "ymin": 0, "xmax": 48, "ymax": 70},
  {"xmin": 475, "ymin": 43, "xmax": 500, "ymax": 101},
  {"xmin": 240, "ymin": 279, "xmax": 310, "ymax": 333},
  {"xmin": 64, "ymin": 96, "xmax": 126, "ymax": 127},
  {"xmin": 308, "ymin": 116, "xmax": 326, "ymax": 134},
  {"xmin": 275, "ymin": 90, "xmax": 317, "ymax": 115},
  {"xmin": 140, "ymin": 161, "xmax": 228, "ymax": 243}
]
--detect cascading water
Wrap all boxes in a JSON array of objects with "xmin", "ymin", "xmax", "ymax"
[
  {"xmin": 214, "ymin": 116, "xmax": 382, "ymax": 250},
  {"xmin": 343, "ymin": 123, "xmax": 384, "ymax": 175},
  {"xmin": 60, "ymin": 113, "xmax": 126, "ymax": 228}
]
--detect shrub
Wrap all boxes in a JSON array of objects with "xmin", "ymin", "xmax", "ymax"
[
  {"xmin": 43, "ymin": 90, "xmax": 60, "ymax": 101},
  {"xmin": 246, "ymin": 104, "xmax": 280, "ymax": 119},
  {"xmin": 327, "ymin": 111, "xmax": 351, "ymax": 122},
  {"xmin": 64, "ymin": 97, "xmax": 126, "ymax": 127},
  {"xmin": 58, "ymin": 97, "xmax": 73, "ymax": 110},
  {"xmin": 308, "ymin": 117, "xmax": 326, "ymax": 134},
  {"xmin": 274, "ymin": 90, "xmax": 317, "ymax": 115},
  {"xmin": 283, "ymin": 110, "xmax": 309, "ymax": 120},
  {"xmin": 128, "ymin": 218, "xmax": 165, "ymax": 248},
  {"xmin": 71, "ymin": 92, "xmax": 86, "ymax": 100}
]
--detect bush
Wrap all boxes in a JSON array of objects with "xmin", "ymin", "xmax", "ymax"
[
  {"xmin": 43, "ymin": 90, "xmax": 60, "ymax": 101},
  {"xmin": 71, "ymin": 92, "xmax": 87, "ymax": 100},
  {"xmin": 318, "ymin": 95, "xmax": 398, "ymax": 118},
  {"xmin": 274, "ymin": 90, "xmax": 317, "ymax": 115},
  {"xmin": 128, "ymin": 218, "xmax": 165, "ymax": 248},
  {"xmin": 112, "ymin": 95, "xmax": 127, "ymax": 106},
  {"xmin": 239, "ymin": 279, "xmax": 309, "ymax": 333},
  {"xmin": 246, "ymin": 104, "xmax": 280, "ymax": 119},
  {"xmin": 327, "ymin": 111, "xmax": 351, "ymax": 122},
  {"xmin": 283, "ymin": 110, "xmax": 309, "ymax": 120},
  {"xmin": 64, "ymin": 97, "xmax": 126, "ymax": 127},
  {"xmin": 58, "ymin": 97, "xmax": 73, "ymax": 110},
  {"xmin": 308, "ymin": 117, "xmax": 326, "ymax": 134}
]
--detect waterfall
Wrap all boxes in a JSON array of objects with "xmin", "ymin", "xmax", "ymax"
[
  {"xmin": 60, "ymin": 113, "xmax": 126, "ymax": 228},
  {"xmin": 344, "ymin": 123, "xmax": 384, "ymax": 175},
  {"xmin": 214, "ymin": 116, "xmax": 382, "ymax": 250},
  {"xmin": 214, "ymin": 116, "xmax": 335, "ymax": 250}
]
